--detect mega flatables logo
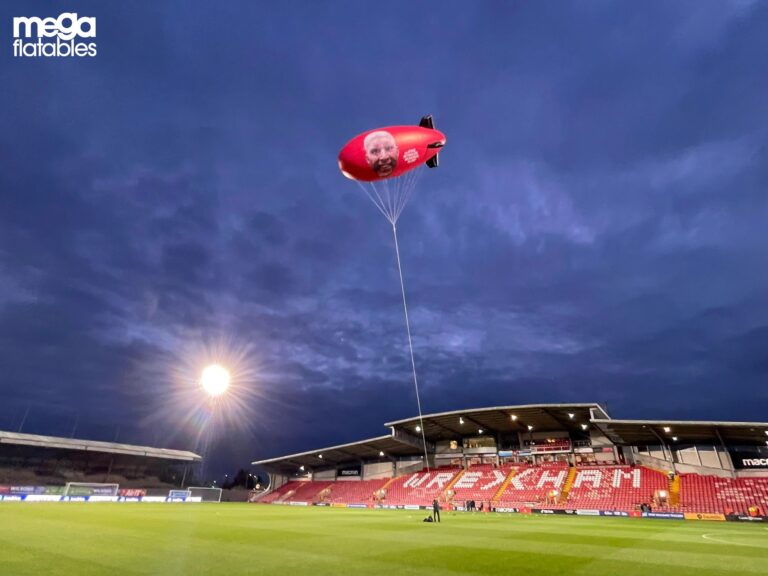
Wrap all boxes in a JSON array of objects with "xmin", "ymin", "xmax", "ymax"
[{"xmin": 13, "ymin": 13, "xmax": 96, "ymax": 58}]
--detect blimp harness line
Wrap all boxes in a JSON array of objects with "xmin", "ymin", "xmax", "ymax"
[{"xmin": 338, "ymin": 115, "xmax": 447, "ymax": 472}]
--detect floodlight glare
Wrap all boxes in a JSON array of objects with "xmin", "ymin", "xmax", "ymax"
[
  {"xmin": 511, "ymin": 414, "xmax": 518, "ymax": 421},
  {"xmin": 663, "ymin": 426, "xmax": 671, "ymax": 433},
  {"xmin": 415, "ymin": 426, "xmax": 421, "ymax": 432},
  {"xmin": 527, "ymin": 425, "xmax": 533, "ymax": 431},
  {"xmin": 379, "ymin": 451, "xmax": 385, "ymax": 457},
  {"xmin": 478, "ymin": 429, "xmax": 483, "ymax": 434},
  {"xmin": 568, "ymin": 413, "xmax": 575, "ymax": 419},
  {"xmin": 200, "ymin": 364, "xmax": 231, "ymax": 397},
  {"xmin": 581, "ymin": 424, "xmax": 588, "ymax": 430},
  {"xmin": 459, "ymin": 417, "xmax": 464, "ymax": 425}
]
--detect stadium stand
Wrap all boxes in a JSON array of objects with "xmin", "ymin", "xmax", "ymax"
[
  {"xmin": 495, "ymin": 463, "xmax": 568, "ymax": 508},
  {"xmin": 560, "ymin": 466, "xmax": 669, "ymax": 511},
  {"xmin": 288, "ymin": 481, "xmax": 333, "ymax": 503},
  {"xmin": 319, "ymin": 479, "xmax": 389, "ymax": 504},
  {"xmin": 679, "ymin": 474, "xmax": 768, "ymax": 515},
  {"xmin": 381, "ymin": 467, "xmax": 462, "ymax": 507},
  {"xmin": 447, "ymin": 464, "xmax": 516, "ymax": 508},
  {"xmin": 253, "ymin": 404, "xmax": 768, "ymax": 517},
  {"xmin": 259, "ymin": 481, "xmax": 335, "ymax": 504},
  {"xmin": 257, "ymin": 465, "xmax": 768, "ymax": 515},
  {"xmin": 0, "ymin": 429, "xmax": 201, "ymax": 494},
  {"xmin": 258, "ymin": 481, "xmax": 301, "ymax": 503}
]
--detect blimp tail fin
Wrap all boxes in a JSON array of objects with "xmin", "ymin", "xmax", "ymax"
[
  {"xmin": 420, "ymin": 115, "xmax": 441, "ymax": 168},
  {"xmin": 419, "ymin": 115, "xmax": 435, "ymax": 129}
]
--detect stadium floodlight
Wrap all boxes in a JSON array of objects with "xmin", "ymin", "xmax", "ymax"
[
  {"xmin": 478, "ymin": 429, "xmax": 483, "ymax": 434},
  {"xmin": 527, "ymin": 425, "xmax": 533, "ymax": 431},
  {"xmin": 764, "ymin": 431, "xmax": 768, "ymax": 436},
  {"xmin": 379, "ymin": 451, "xmax": 385, "ymax": 456},
  {"xmin": 672, "ymin": 436, "xmax": 678, "ymax": 441},
  {"xmin": 318, "ymin": 454, "xmax": 323, "ymax": 459},
  {"xmin": 510, "ymin": 414, "xmax": 518, "ymax": 421},
  {"xmin": 459, "ymin": 417, "xmax": 464, "ymax": 425},
  {"xmin": 415, "ymin": 425, "xmax": 421, "ymax": 432},
  {"xmin": 568, "ymin": 413, "xmax": 575, "ymax": 419},
  {"xmin": 663, "ymin": 426, "xmax": 671, "ymax": 433},
  {"xmin": 299, "ymin": 465, "xmax": 305, "ymax": 471},
  {"xmin": 200, "ymin": 364, "xmax": 231, "ymax": 397},
  {"xmin": 581, "ymin": 424, "xmax": 588, "ymax": 430}
]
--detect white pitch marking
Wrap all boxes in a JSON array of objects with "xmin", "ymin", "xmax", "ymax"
[{"xmin": 702, "ymin": 533, "xmax": 763, "ymax": 548}]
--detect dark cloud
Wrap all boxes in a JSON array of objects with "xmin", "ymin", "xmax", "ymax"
[{"xmin": 1, "ymin": 0, "xmax": 767, "ymax": 476}]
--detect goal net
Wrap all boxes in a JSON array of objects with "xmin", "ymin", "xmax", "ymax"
[
  {"xmin": 63, "ymin": 482, "xmax": 120, "ymax": 497},
  {"xmin": 188, "ymin": 486, "xmax": 223, "ymax": 502}
]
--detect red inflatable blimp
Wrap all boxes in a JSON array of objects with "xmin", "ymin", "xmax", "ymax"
[{"xmin": 338, "ymin": 115, "xmax": 446, "ymax": 182}]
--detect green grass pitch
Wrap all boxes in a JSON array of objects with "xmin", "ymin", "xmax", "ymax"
[{"xmin": 0, "ymin": 503, "xmax": 766, "ymax": 575}]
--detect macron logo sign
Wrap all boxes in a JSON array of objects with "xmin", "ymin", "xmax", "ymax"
[
  {"xmin": 742, "ymin": 458, "xmax": 768, "ymax": 467},
  {"xmin": 13, "ymin": 13, "xmax": 97, "ymax": 58}
]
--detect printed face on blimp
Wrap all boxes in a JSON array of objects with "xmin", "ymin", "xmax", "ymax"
[{"xmin": 364, "ymin": 131, "xmax": 399, "ymax": 178}]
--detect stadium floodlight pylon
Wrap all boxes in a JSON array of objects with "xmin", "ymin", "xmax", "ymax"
[
  {"xmin": 63, "ymin": 482, "xmax": 120, "ymax": 497},
  {"xmin": 188, "ymin": 486, "xmax": 223, "ymax": 502}
]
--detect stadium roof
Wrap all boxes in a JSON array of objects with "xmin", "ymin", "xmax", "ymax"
[
  {"xmin": 252, "ymin": 404, "xmax": 611, "ymax": 473},
  {"xmin": 385, "ymin": 403, "xmax": 610, "ymax": 441},
  {"xmin": 0, "ymin": 430, "xmax": 202, "ymax": 462},
  {"xmin": 251, "ymin": 402, "xmax": 768, "ymax": 474},
  {"xmin": 592, "ymin": 419, "xmax": 768, "ymax": 446},
  {"xmin": 252, "ymin": 435, "xmax": 423, "ymax": 474}
]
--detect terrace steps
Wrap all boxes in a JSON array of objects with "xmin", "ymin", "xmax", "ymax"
[
  {"xmin": 492, "ymin": 468, "xmax": 518, "ymax": 502},
  {"xmin": 559, "ymin": 467, "xmax": 578, "ymax": 504},
  {"xmin": 443, "ymin": 469, "xmax": 465, "ymax": 492},
  {"xmin": 669, "ymin": 474, "xmax": 680, "ymax": 507},
  {"xmin": 276, "ymin": 489, "xmax": 295, "ymax": 503},
  {"xmin": 380, "ymin": 476, "xmax": 398, "ymax": 491}
]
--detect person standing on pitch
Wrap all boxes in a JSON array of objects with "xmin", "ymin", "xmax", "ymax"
[{"xmin": 432, "ymin": 499, "xmax": 441, "ymax": 523}]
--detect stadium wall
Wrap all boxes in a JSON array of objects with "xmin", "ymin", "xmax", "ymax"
[
  {"xmin": 698, "ymin": 446, "xmax": 726, "ymax": 469},
  {"xmin": 632, "ymin": 451, "xmax": 675, "ymax": 472},
  {"xmin": 634, "ymin": 444, "xmax": 737, "ymax": 476},
  {"xmin": 363, "ymin": 461, "xmax": 393, "ymax": 480},
  {"xmin": 313, "ymin": 469, "xmax": 336, "ymax": 481},
  {"xmin": 674, "ymin": 461, "xmax": 733, "ymax": 478},
  {"xmin": 396, "ymin": 458, "xmax": 426, "ymax": 476},
  {"xmin": 736, "ymin": 469, "xmax": 768, "ymax": 478},
  {"xmin": 267, "ymin": 473, "xmax": 291, "ymax": 492}
]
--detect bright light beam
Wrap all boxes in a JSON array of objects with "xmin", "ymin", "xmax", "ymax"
[{"xmin": 200, "ymin": 364, "xmax": 231, "ymax": 397}]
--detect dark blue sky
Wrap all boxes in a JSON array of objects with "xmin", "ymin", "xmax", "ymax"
[{"xmin": 1, "ymin": 1, "xmax": 767, "ymax": 477}]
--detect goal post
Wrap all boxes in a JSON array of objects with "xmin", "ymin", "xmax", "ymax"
[
  {"xmin": 63, "ymin": 482, "xmax": 120, "ymax": 497},
  {"xmin": 188, "ymin": 486, "xmax": 223, "ymax": 502}
]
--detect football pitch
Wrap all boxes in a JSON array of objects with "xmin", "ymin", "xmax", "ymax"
[{"xmin": 0, "ymin": 504, "xmax": 766, "ymax": 575}]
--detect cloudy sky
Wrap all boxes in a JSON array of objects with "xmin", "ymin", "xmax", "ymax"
[{"xmin": 1, "ymin": 1, "xmax": 766, "ymax": 476}]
